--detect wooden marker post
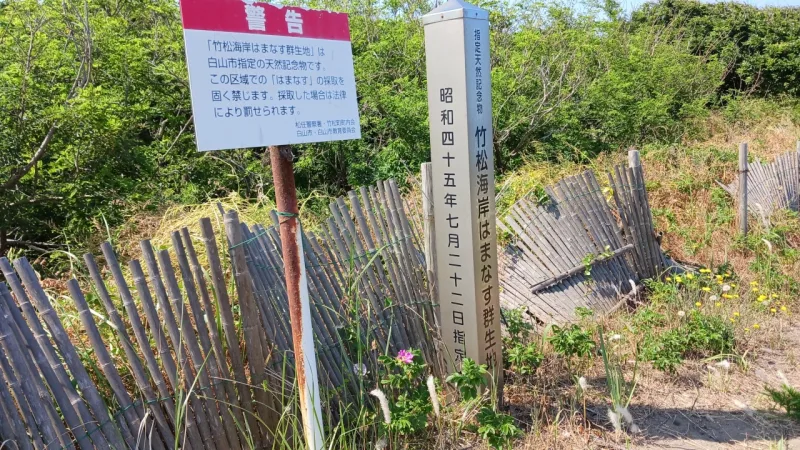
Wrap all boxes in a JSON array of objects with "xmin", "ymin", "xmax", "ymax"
[
  {"xmin": 423, "ymin": 0, "xmax": 503, "ymax": 391},
  {"xmin": 739, "ymin": 142, "xmax": 749, "ymax": 236}
]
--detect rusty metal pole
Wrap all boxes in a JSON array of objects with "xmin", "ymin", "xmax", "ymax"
[{"xmin": 269, "ymin": 145, "xmax": 324, "ymax": 450}]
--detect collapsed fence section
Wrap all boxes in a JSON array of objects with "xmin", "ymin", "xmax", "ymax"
[
  {"xmin": 498, "ymin": 153, "xmax": 668, "ymax": 325},
  {"xmin": 0, "ymin": 177, "xmax": 441, "ymax": 449}
]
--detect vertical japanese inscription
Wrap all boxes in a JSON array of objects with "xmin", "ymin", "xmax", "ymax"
[{"xmin": 423, "ymin": 2, "xmax": 501, "ymax": 380}]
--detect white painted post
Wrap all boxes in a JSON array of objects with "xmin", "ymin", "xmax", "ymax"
[
  {"xmin": 296, "ymin": 221, "xmax": 324, "ymax": 450},
  {"xmin": 739, "ymin": 142, "xmax": 749, "ymax": 236},
  {"xmin": 423, "ymin": 0, "xmax": 503, "ymax": 389}
]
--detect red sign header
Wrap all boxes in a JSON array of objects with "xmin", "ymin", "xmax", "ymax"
[{"xmin": 179, "ymin": 0, "xmax": 351, "ymax": 41}]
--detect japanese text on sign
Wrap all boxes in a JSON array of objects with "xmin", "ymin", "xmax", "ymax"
[{"xmin": 179, "ymin": 0, "xmax": 361, "ymax": 151}]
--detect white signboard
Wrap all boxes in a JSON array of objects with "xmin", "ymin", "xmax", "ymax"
[{"xmin": 179, "ymin": 0, "xmax": 361, "ymax": 151}]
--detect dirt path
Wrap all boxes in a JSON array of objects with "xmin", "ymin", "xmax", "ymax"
[{"xmin": 632, "ymin": 322, "xmax": 800, "ymax": 449}]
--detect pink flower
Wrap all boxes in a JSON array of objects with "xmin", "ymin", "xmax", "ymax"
[{"xmin": 397, "ymin": 349, "xmax": 414, "ymax": 364}]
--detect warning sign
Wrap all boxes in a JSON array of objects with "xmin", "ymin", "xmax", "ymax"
[{"xmin": 179, "ymin": 0, "xmax": 361, "ymax": 151}]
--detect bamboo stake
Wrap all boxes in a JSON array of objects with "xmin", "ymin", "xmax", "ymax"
[
  {"xmin": 198, "ymin": 218, "xmax": 262, "ymax": 443},
  {"xmin": 13, "ymin": 258, "xmax": 128, "ymax": 449}
]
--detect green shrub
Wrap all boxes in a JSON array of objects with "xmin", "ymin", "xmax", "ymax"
[
  {"xmin": 766, "ymin": 384, "xmax": 800, "ymax": 421},
  {"xmin": 548, "ymin": 324, "xmax": 596, "ymax": 359},
  {"xmin": 641, "ymin": 310, "xmax": 734, "ymax": 372}
]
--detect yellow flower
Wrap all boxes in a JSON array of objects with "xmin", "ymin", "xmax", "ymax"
[
  {"xmin": 695, "ymin": 302, "xmax": 702, "ymax": 307},
  {"xmin": 753, "ymin": 323, "xmax": 761, "ymax": 330},
  {"xmin": 687, "ymin": 273, "xmax": 695, "ymax": 280},
  {"xmin": 700, "ymin": 268, "xmax": 711, "ymax": 274},
  {"xmin": 772, "ymin": 293, "xmax": 779, "ymax": 299},
  {"xmin": 734, "ymin": 312, "xmax": 740, "ymax": 317},
  {"xmin": 722, "ymin": 294, "xmax": 732, "ymax": 299},
  {"xmin": 752, "ymin": 287, "xmax": 759, "ymax": 293},
  {"xmin": 675, "ymin": 276, "xmax": 683, "ymax": 283},
  {"xmin": 725, "ymin": 272, "xmax": 731, "ymax": 277},
  {"xmin": 731, "ymin": 294, "xmax": 740, "ymax": 299},
  {"xmin": 715, "ymin": 302, "xmax": 722, "ymax": 307},
  {"xmin": 771, "ymin": 308, "xmax": 777, "ymax": 313},
  {"xmin": 731, "ymin": 283, "xmax": 737, "ymax": 288},
  {"xmin": 666, "ymin": 276, "xmax": 672, "ymax": 282},
  {"xmin": 730, "ymin": 318, "xmax": 736, "ymax": 323},
  {"xmin": 757, "ymin": 294, "xmax": 767, "ymax": 302},
  {"xmin": 716, "ymin": 275, "xmax": 724, "ymax": 281},
  {"xmin": 745, "ymin": 327, "xmax": 750, "ymax": 333},
  {"xmin": 750, "ymin": 281, "xmax": 759, "ymax": 286},
  {"xmin": 781, "ymin": 305, "xmax": 788, "ymax": 312},
  {"xmin": 702, "ymin": 287, "xmax": 711, "ymax": 292}
]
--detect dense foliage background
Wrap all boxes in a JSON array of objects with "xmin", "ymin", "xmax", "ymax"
[{"xmin": 0, "ymin": 0, "xmax": 798, "ymax": 259}]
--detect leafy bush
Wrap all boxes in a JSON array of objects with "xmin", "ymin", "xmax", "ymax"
[
  {"xmin": 548, "ymin": 324, "xmax": 596, "ymax": 359},
  {"xmin": 377, "ymin": 349, "xmax": 433, "ymax": 436},
  {"xmin": 476, "ymin": 407, "xmax": 522, "ymax": 450},
  {"xmin": 641, "ymin": 310, "xmax": 734, "ymax": 372},
  {"xmin": 766, "ymin": 384, "xmax": 800, "ymax": 421},
  {"xmin": 506, "ymin": 342, "xmax": 544, "ymax": 376},
  {"xmin": 446, "ymin": 358, "xmax": 487, "ymax": 402}
]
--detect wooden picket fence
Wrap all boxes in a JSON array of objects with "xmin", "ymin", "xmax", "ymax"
[
  {"xmin": 498, "ymin": 153, "xmax": 668, "ymax": 325},
  {"xmin": 0, "ymin": 178, "xmax": 438, "ymax": 450},
  {"xmin": 722, "ymin": 144, "xmax": 800, "ymax": 226}
]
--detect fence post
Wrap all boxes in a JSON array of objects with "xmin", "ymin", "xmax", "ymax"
[
  {"xmin": 421, "ymin": 162, "xmax": 439, "ymax": 325},
  {"xmin": 796, "ymin": 140, "xmax": 799, "ymax": 153},
  {"xmin": 628, "ymin": 148, "xmax": 640, "ymax": 169},
  {"xmin": 739, "ymin": 142, "xmax": 749, "ymax": 236}
]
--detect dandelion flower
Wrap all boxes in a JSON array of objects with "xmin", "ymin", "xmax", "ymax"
[
  {"xmin": 687, "ymin": 273, "xmax": 695, "ymax": 280},
  {"xmin": 715, "ymin": 360, "xmax": 731, "ymax": 371},
  {"xmin": 396, "ymin": 349, "xmax": 414, "ymax": 364},
  {"xmin": 758, "ymin": 294, "xmax": 767, "ymax": 302},
  {"xmin": 753, "ymin": 323, "xmax": 760, "ymax": 329},
  {"xmin": 702, "ymin": 287, "xmax": 711, "ymax": 292},
  {"xmin": 722, "ymin": 294, "xmax": 732, "ymax": 299},
  {"xmin": 772, "ymin": 293, "xmax": 779, "ymax": 299},
  {"xmin": 427, "ymin": 375, "xmax": 440, "ymax": 417},
  {"xmin": 370, "ymin": 389, "xmax": 391, "ymax": 424},
  {"xmin": 731, "ymin": 283, "xmax": 737, "ymax": 288},
  {"xmin": 608, "ymin": 408, "xmax": 622, "ymax": 433},
  {"xmin": 716, "ymin": 275, "xmax": 724, "ymax": 281},
  {"xmin": 700, "ymin": 268, "xmax": 711, "ymax": 274},
  {"xmin": 771, "ymin": 308, "xmax": 777, "ymax": 313},
  {"xmin": 750, "ymin": 281, "xmax": 759, "ymax": 286},
  {"xmin": 675, "ymin": 276, "xmax": 683, "ymax": 283},
  {"xmin": 730, "ymin": 318, "xmax": 736, "ymax": 323},
  {"xmin": 715, "ymin": 302, "xmax": 722, "ymax": 307},
  {"xmin": 752, "ymin": 287, "xmax": 759, "ymax": 293},
  {"xmin": 695, "ymin": 302, "xmax": 702, "ymax": 308},
  {"xmin": 734, "ymin": 312, "xmax": 740, "ymax": 317},
  {"xmin": 578, "ymin": 376, "xmax": 588, "ymax": 391},
  {"xmin": 677, "ymin": 310, "xmax": 685, "ymax": 317},
  {"xmin": 781, "ymin": 305, "xmax": 788, "ymax": 312},
  {"xmin": 709, "ymin": 295, "xmax": 718, "ymax": 302},
  {"xmin": 666, "ymin": 276, "xmax": 672, "ymax": 282},
  {"xmin": 722, "ymin": 284, "xmax": 731, "ymax": 292}
]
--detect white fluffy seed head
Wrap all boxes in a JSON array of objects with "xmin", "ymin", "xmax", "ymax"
[
  {"xmin": 722, "ymin": 284, "xmax": 731, "ymax": 292},
  {"xmin": 607, "ymin": 408, "xmax": 622, "ymax": 433},
  {"xmin": 427, "ymin": 375, "xmax": 440, "ymax": 417},
  {"xmin": 370, "ymin": 389, "xmax": 391, "ymax": 424},
  {"xmin": 629, "ymin": 424, "xmax": 641, "ymax": 434},
  {"xmin": 715, "ymin": 360, "xmax": 731, "ymax": 371},
  {"xmin": 677, "ymin": 310, "xmax": 686, "ymax": 317},
  {"xmin": 578, "ymin": 376, "xmax": 588, "ymax": 391},
  {"xmin": 615, "ymin": 405, "xmax": 633, "ymax": 425},
  {"xmin": 709, "ymin": 295, "xmax": 718, "ymax": 302},
  {"xmin": 778, "ymin": 370, "xmax": 792, "ymax": 388},
  {"xmin": 375, "ymin": 437, "xmax": 388, "ymax": 450}
]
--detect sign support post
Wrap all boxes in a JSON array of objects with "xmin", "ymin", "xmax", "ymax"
[
  {"xmin": 269, "ymin": 144, "xmax": 324, "ymax": 450},
  {"xmin": 423, "ymin": 0, "xmax": 503, "ymax": 394}
]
